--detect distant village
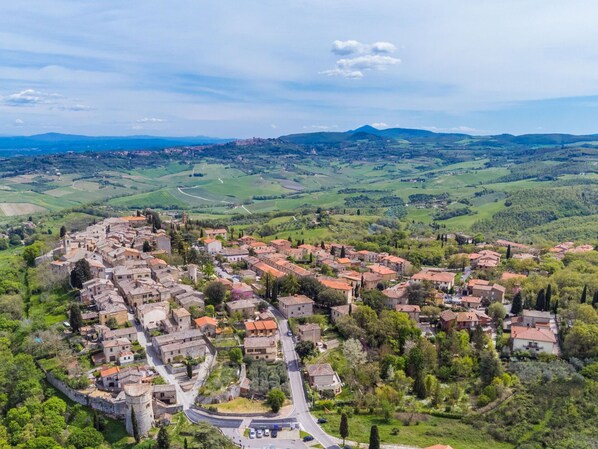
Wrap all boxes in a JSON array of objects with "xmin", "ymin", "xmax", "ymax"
[{"xmin": 39, "ymin": 213, "xmax": 594, "ymax": 439}]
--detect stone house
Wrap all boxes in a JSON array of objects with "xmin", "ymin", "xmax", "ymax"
[
  {"xmin": 297, "ymin": 323, "xmax": 321, "ymax": 343},
  {"xmin": 305, "ymin": 363, "xmax": 342, "ymax": 395},
  {"xmin": 278, "ymin": 295, "xmax": 314, "ymax": 318},
  {"xmin": 244, "ymin": 336, "xmax": 277, "ymax": 361}
]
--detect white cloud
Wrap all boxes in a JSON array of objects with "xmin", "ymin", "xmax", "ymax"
[
  {"xmin": 371, "ymin": 122, "xmax": 389, "ymax": 129},
  {"xmin": 323, "ymin": 40, "xmax": 400, "ymax": 79},
  {"xmin": 131, "ymin": 125, "xmax": 144, "ymax": 130},
  {"xmin": 302, "ymin": 124, "xmax": 338, "ymax": 130},
  {"xmin": 136, "ymin": 117, "xmax": 165, "ymax": 123},
  {"xmin": 14, "ymin": 118, "xmax": 24, "ymax": 126},
  {"xmin": 3, "ymin": 89, "xmax": 61, "ymax": 106}
]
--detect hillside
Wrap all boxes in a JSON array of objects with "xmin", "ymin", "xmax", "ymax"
[{"xmin": 0, "ymin": 127, "xmax": 596, "ymax": 243}]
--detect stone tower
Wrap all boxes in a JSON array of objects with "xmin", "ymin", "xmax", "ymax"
[{"xmin": 124, "ymin": 384, "xmax": 154, "ymax": 437}]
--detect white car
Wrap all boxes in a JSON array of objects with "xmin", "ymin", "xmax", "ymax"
[
  {"xmin": 256, "ymin": 429, "xmax": 263, "ymax": 438},
  {"xmin": 264, "ymin": 428, "xmax": 270, "ymax": 437},
  {"xmin": 249, "ymin": 429, "xmax": 256, "ymax": 439}
]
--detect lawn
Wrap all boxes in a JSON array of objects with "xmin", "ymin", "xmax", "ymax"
[
  {"xmin": 216, "ymin": 397, "xmax": 270, "ymax": 413},
  {"xmin": 319, "ymin": 412, "xmax": 513, "ymax": 449}
]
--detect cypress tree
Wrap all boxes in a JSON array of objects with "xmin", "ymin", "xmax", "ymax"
[
  {"xmin": 511, "ymin": 291, "xmax": 523, "ymax": 315},
  {"xmin": 580, "ymin": 285, "xmax": 587, "ymax": 304},
  {"xmin": 184, "ymin": 438, "xmax": 188, "ymax": 449},
  {"xmin": 339, "ymin": 413, "xmax": 349, "ymax": 446},
  {"xmin": 340, "ymin": 246, "xmax": 346, "ymax": 258},
  {"xmin": 506, "ymin": 244, "xmax": 511, "ymax": 259},
  {"xmin": 553, "ymin": 299, "xmax": 559, "ymax": 315},
  {"xmin": 592, "ymin": 290, "xmax": 598, "ymax": 308},
  {"xmin": 60, "ymin": 225, "xmax": 67, "ymax": 238},
  {"xmin": 157, "ymin": 425, "xmax": 170, "ymax": 449},
  {"xmin": 535, "ymin": 289, "xmax": 545, "ymax": 311},
  {"xmin": 69, "ymin": 303, "xmax": 83, "ymax": 333},
  {"xmin": 545, "ymin": 284, "xmax": 552, "ymax": 311},
  {"xmin": 186, "ymin": 360, "xmax": 193, "ymax": 379},
  {"xmin": 369, "ymin": 425, "xmax": 381, "ymax": 449}
]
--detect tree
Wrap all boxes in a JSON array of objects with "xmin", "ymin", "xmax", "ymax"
[
  {"xmin": 545, "ymin": 284, "xmax": 552, "ymax": 312},
  {"xmin": 361, "ymin": 289, "xmax": 386, "ymax": 313},
  {"xmin": 563, "ymin": 322, "xmax": 598, "ymax": 358},
  {"xmin": 59, "ymin": 225, "xmax": 67, "ymax": 238},
  {"xmin": 580, "ymin": 285, "xmax": 588, "ymax": 304},
  {"xmin": 593, "ymin": 290, "xmax": 598, "ymax": 308},
  {"xmin": 280, "ymin": 274, "xmax": 300, "ymax": 296},
  {"xmin": 488, "ymin": 302, "xmax": 506, "ymax": 323},
  {"xmin": 340, "ymin": 246, "xmax": 346, "ymax": 258},
  {"xmin": 228, "ymin": 347, "xmax": 243, "ymax": 366},
  {"xmin": 343, "ymin": 338, "xmax": 367, "ymax": 366},
  {"xmin": 340, "ymin": 413, "xmax": 349, "ymax": 446},
  {"xmin": 157, "ymin": 425, "xmax": 170, "ymax": 449},
  {"xmin": 406, "ymin": 282, "xmax": 433, "ymax": 306},
  {"xmin": 511, "ymin": 291, "xmax": 523, "ymax": 315},
  {"xmin": 204, "ymin": 281, "xmax": 226, "ymax": 307},
  {"xmin": 295, "ymin": 340, "xmax": 316, "ymax": 361},
  {"xmin": 506, "ymin": 244, "xmax": 511, "ymax": 259},
  {"xmin": 142, "ymin": 240, "xmax": 152, "ymax": 252},
  {"xmin": 106, "ymin": 317, "xmax": 118, "ymax": 329},
  {"xmin": 23, "ymin": 243, "xmax": 43, "ymax": 267},
  {"xmin": 535, "ymin": 289, "xmax": 545, "ymax": 311},
  {"xmin": 266, "ymin": 388, "xmax": 285, "ymax": 413},
  {"xmin": 479, "ymin": 350, "xmax": 503, "ymax": 386},
  {"xmin": 186, "ymin": 360, "xmax": 193, "ymax": 379},
  {"xmin": 69, "ymin": 303, "xmax": 83, "ymax": 333},
  {"xmin": 70, "ymin": 259, "xmax": 92, "ymax": 289},
  {"xmin": 131, "ymin": 408, "xmax": 140, "ymax": 443},
  {"xmin": 369, "ymin": 425, "xmax": 380, "ymax": 449},
  {"xmin": 317, "ymin": 288, "xmax": 346, "ymax": 307},
  {"xmin": 67, "ymin": 427, "xmax": 104, "ymax": 449}
]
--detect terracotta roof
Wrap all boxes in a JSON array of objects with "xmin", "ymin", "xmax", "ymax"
[
  {"xmin": 467, "ymin": 278, "xmax": 490, "ymax": 288},
  {"xmin": 511, "ymin": 326, "xmax": 556, "ymax": 343},
  {"xmin": 306, "ymin": 363, "xmax": 335, "ymax": 377},
  {"xmin": 122, "ymin": 216, "xmax": 147, "ymax": 222},
  {"xmin": 100, "ymin": 366, "xmax": 120, "ymax": 377},
  {"xmin": 411, "ymin": 271, "xmax": 456, "ymax": 283},
  {"xmin": 278, "ymin": 295, "xmax": 314, "ymax": 306},
  {"xmin": 244, "ymin": 320, "xmax": 278, "ymax": 331},
  {"xmin": 396, "ymin": 304, "xmax": 421, "ymax": 313},
  {"xmin": 320, "ymin": 278, "xmax": 352, "ymax": 291},
  {"xmin": 194, "ymin": 316, "xmax": 217, "ymax": 327}
]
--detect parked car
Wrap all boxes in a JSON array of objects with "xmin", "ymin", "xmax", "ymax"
[
  {"xmin": 303, "ymin": 435, "xmax": 314, "ymax": 442},
  {"xmin": 317, "ymin": 417, "xmax": 327, "ymax": 424},
  {"xmin": 264, "ymin": 428, "xmax": 270, "ymax": 437},
  {"xmin": 287, "ymin": 330, "xmax": 293, "ymax": 337},
  {"xmin": 271, "ymin": 429, "xmax": 278, "ymax": 438},
  {"xmin": 249, "ymin": 429, "xmax": 256, "ymax": 439},
  {"xmin": 256, "ymin": 429, "xmax": 263, "ymax": 438}
]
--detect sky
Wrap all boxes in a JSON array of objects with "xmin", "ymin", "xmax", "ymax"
[{"xmin": 2, "ymin": 0, "xmax": 598, "ymax": 138}]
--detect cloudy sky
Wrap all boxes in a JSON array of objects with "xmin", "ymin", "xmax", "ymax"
[{"xmin": 1, "ymin": 0, "xmax": 598, "ymax": 137}]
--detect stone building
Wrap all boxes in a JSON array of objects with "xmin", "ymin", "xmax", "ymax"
[{"xmin": 124, "ymin": 383, "xmax": 154, "ymax": 437}]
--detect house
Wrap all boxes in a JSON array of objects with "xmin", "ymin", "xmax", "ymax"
[
  {"xmin": 319, "ymin": 278, "xmax": 353, "ymax": 303},
  {"xmin": 119, "ymin": 350, "xmax": 134, "ymax": 365},
  {"xmin": 411, "ymin": 270, "xmax": 456, "ymax": 290},
  {"xmin": 238, "ymin": 235, "xmax": 257, "ymax": 245},
  {"xmin": 95, "ymin": 291, "xmax": 129, "ymax": 326},
  {"xmin": 244, "ymin": 320, "xmax": 278, "ymax": 337},
  {"xmin": 439, "ymin": 310, "xmax": 480, "ymax": 332},
  {"xmin": 461, "ymin": 296, "xmax": 483, "ymax": 309},
  {"xmin": 511, "ymin": 326, "xmax": 557, "ymax": 354},
  {"xmin": 472, "ymin": 284, "xmax": 506, "ymax": 303},
  {"xmin": 368, "ymin": 264, "xmax": 398, "ymax": 282},
  {"xmin": 278, "ymin": 295, "xmax": 314, "ymax": 318},
  {"xmin": 520, "ymin": 310, "xmax": 552, "ymax": 327},
  {"xmin": 122, "ymin": 216, "xmax": 148, "ymax": 228},
  {"xmin": 102, "ymin": 326, "xmax": 138, "ymax": 343},
  {"xmin": 382, "ymin": 282, "xmax": 409, "ymax": 308},
  {"xmin": 100, "ymin": 366, "xmax": 121, "ymax": 390},
  {"xmin": 204, "ymin": 228, "xmax": 228, "ymax": 240},
  {"xmin": 269, "ymin": 239, "xmax": 292, "ymax": 252},
  {"xmin": 305, "ymin": 363, "xmax": 342, "ymax": 395},
  {"xmin": 380, "ymin": 255, "xmax": 411, "ymax": 274},
  {"xmin": 220, "ymin": 247, "xmax": 249, "ymax": 263},
  {"xmin": 152, "ymin": 329, "xmax": 206, "ymax": 364},
  {"xmin": 244, "ymin": 336, "xmax": 278, "ymax": 361},
  {"xmin": 170, "ymin": 307, "xmax": 192, "ymax": 332},
  {"xmin": 297, "ymin": 323, "xmax": 321, "ymax": 343},
  {"xmin": 330, "ymin": 304, "xmax": 351, "ymax": 323},
  {"xmin": 471, "ymin": 250, "xmax": 501, "ymax": 269},
  {"xmin": 153, "ymin": 384, "xmax": 177, "ymax": 404},
  {"xmin": 137, "ymin": 302, "xmax": 170, "ymax": 331},
  {"xmin": 194, "ymin": 316, "xmax": 218, "ymax": 336},
  {"xmin": 103, "ymin": 338, "xmax": 132, "ymax": 363},
  {"xmin": 395, "ymin": 304, "xmax": 421, "ymax": 322},
  {"xmin": 248, "ymin": 241, "xmax": 268, "ymax": 251},
  {"xmin": 202, "ymin": 238, "xmax": 222, "ymax": 254},
  {"xmin": 226, "ymin": 299, "xmax": 256, "ymax": 318}
]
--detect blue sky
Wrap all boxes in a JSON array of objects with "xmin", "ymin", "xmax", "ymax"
[{"xmin": 2, "ymin": 1, "xmax": 598, "ymax": 137}]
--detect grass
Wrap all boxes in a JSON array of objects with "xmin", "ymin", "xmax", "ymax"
[
  {"xmin": 216, "ymin": 397, "xmax": 270, "ymax": 413},
  {"xmin": 319, "ymin": 412, "xmax": 513, "ymax": 449}
]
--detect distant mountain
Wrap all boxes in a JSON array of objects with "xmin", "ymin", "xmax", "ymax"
[
  {"xmin": 281, "ymin": 125, "xmax": 598, "ymax": 147},
  {"xmin": 0, "ymin": 133, "xmax": 233, "ymax": 157}
]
